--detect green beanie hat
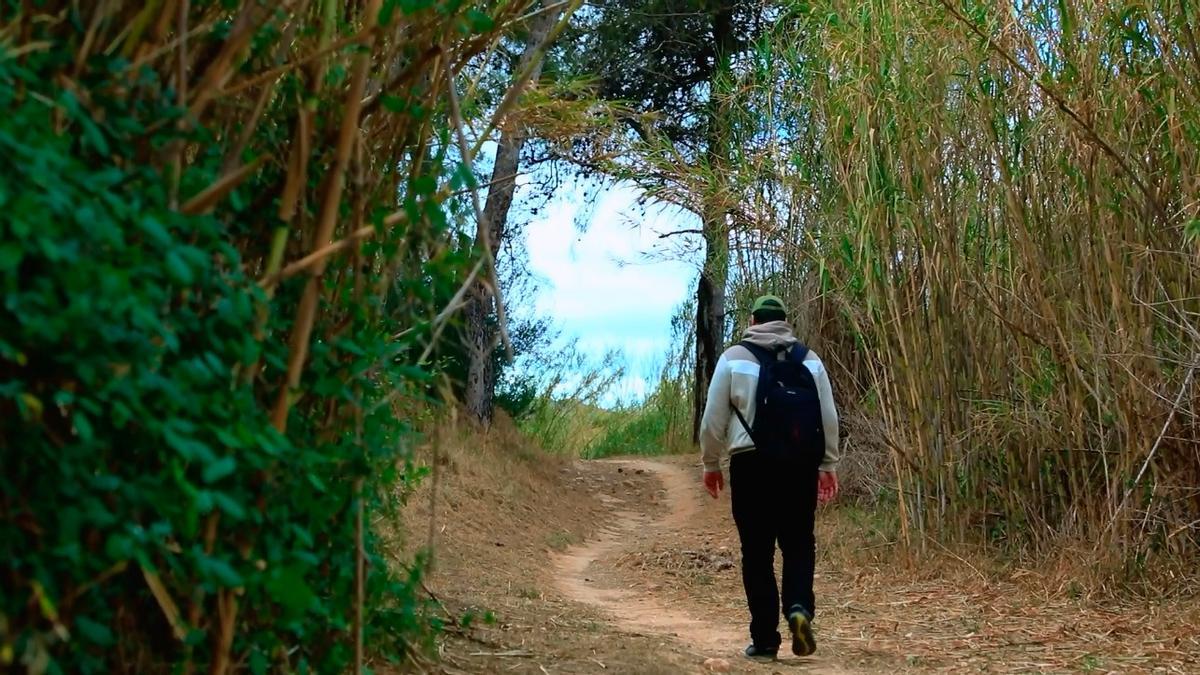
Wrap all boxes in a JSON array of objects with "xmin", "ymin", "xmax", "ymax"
[{"xmin": 751, "ymin": 294, "xmax": 787, "ymax": 315}]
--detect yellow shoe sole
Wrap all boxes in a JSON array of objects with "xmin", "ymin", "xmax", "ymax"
[{"xmin": 789, "ymin": 611, "xmax": 816, "ymax": 656}]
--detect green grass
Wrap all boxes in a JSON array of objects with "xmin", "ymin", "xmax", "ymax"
[
  {"xmin": 584, "ymin": 406, "xmax": 673, "ymax": 459},
  {"xmin": 517, "ymin": 389, "xmax": 693, "ymax": 460},
  {"xmin": 582, "ymin": 382, "xmax": 693, "ymax": 459}
]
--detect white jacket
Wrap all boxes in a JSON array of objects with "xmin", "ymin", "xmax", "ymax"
[{"xmin": 698, "ymin": 321, "xmax": 840, "ymax": 473}]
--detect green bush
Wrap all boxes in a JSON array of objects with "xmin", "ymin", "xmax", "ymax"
[
  {"xmin": 0, "ymin": 0, "xmax": 519, "ymax": 667},
  {"xmin": 584, "ymin": 405, "xmax": 671, "ymax": 459}
]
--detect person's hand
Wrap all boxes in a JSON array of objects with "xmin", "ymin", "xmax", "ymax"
[
  {"xmin": 817, "ymin": 470, "xmax": 839, "ymax": 505},
  {"xmin": 703, "ymin": 470, "xmax": 724, "ymax": 499}
]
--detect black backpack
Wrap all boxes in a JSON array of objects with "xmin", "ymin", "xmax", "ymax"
[{"xmin": 732, "ymin": 341, "xmax": 826, "ymax": 464}]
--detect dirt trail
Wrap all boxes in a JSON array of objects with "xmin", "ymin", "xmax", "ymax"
[
  {"xmin": 553, "ymin": 459, "xmax": 858, "ymax": 673},
  {"xmin": 416, "ymin": 443, "xmax": 1200, "ymax": 674}
]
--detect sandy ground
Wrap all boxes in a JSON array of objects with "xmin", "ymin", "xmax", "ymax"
[{"xmin": 392, "ymin": 449, "xmax": 1200, "ymax": 675}]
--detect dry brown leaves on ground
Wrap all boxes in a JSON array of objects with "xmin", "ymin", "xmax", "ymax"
[{"xmin": 387, "ymin": 438, "xmax": 1200, "ymax": 674}]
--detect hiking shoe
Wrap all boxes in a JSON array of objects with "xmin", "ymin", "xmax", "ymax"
[
  {"xmin": 788, "ymin": 607, "xmax": 816, "ymax": 656},
  {"xmin": 743, "ymin": 643, "xmax": 778, "ymax": 662}
]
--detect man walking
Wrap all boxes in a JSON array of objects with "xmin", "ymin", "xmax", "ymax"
[{"xmin": 698, "ymin": 294, "xmax": 840, "ymax": 660}]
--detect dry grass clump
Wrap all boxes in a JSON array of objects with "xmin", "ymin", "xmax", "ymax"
[{"xmin": 393, "ymin": 408, "xmax": 572, "ymax": 564}]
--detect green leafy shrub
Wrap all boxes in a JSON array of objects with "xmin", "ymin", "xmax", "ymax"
[
  {"xmin": 0, "ymin": 50, "xmax": 431, "ymax": 674},
  {"xmin": 0, "ymin": 0, "xmax": 542, "ymax": 671}
]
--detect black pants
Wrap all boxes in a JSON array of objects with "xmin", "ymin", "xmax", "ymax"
[{"xmin": 728, "ymin": 449, "xmax": 819, "ymax": 650}]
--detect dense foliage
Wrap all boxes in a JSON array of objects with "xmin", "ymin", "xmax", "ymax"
[
  {"xmin": 5, "ymin": 4, "xmax": 1199, "ymax": 673},
  {"xmin": 0, "ymin": 1, "xmax": 548, "ymax": 671}
]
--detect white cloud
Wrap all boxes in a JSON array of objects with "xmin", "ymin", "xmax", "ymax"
[{"xmin": 517, "ymin": 180, "xmax": 701, "ymax": 403}]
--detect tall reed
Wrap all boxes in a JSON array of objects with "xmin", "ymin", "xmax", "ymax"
[{"xmin": 717, "ymin": 0, "xmax": 1199, "ymax": 568}]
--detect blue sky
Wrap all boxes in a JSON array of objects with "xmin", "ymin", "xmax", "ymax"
[{"xmin": 514, "ymin": 178, "xmax": 701, "ymax": 403}]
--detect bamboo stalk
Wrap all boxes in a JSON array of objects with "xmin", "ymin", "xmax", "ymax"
[
  {"xmin": 181, "ymin": 154, "xmax": 269, "ymax": 215},
  {"xmin": 270, "ymin": 0, "xmax": 383, "ymax": 433}
]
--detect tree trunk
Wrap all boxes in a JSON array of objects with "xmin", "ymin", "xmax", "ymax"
[
  {"xmin": 691, "ymin": 4, "xmax": 736, "ymax": 444},
  {"xmin": 692, "ymin": 259, "xmax": 727, "ymax": 443},
  {"xmin": 465, "ymin": 2, "xmax": 561, "ymax": 425}
]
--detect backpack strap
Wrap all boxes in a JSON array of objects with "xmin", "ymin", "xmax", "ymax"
[
  {"xmin": 791, "ymin": 342, "xmax": 810, "ymax": 362},
  {"xmin": 741, "ymin": 340, "xmax": 809, "ymax": 373},
  {"xmin": 732, "ymin": 400, "xmax": 757, "ymax": 446},
  {"xmin": 736, "ymin": 340, "xmax": 777, "ymax": 369}
]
